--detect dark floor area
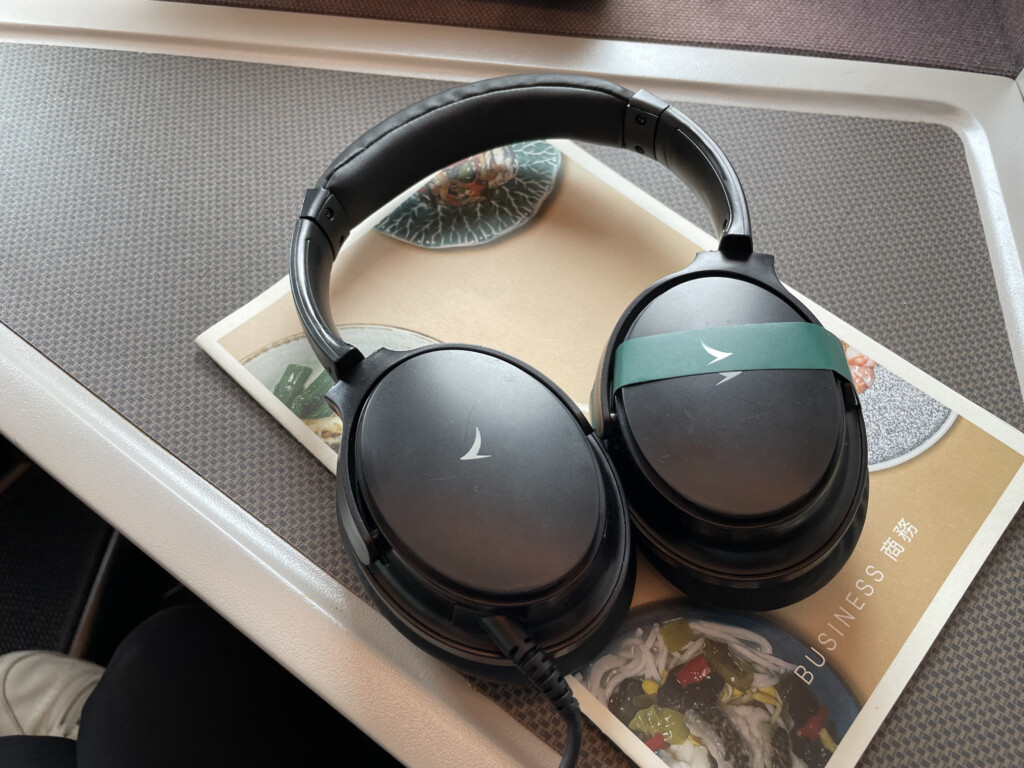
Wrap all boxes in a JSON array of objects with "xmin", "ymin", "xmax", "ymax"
[
  {"xmin": 0, "ymin": 439, "xmax": 112, "ymax": 656},
  {"xmin": 0, "ymin": 432, "xmax": 401, "ymax": 766},
  {"xmin": 0, "ymin": 435, "xmax": 200, "ymax": 663}
]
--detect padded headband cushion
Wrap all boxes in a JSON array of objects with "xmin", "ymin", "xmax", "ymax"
[{"xmin": 319, "ymin": 75, "xmax": 631, "ymax": 228}]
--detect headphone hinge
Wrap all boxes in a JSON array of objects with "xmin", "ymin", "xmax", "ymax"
[
  {"xmin": 624, "ymin": 89, "xmax": 670, "ymax": 160},
  {"xmin": 299, "ymin": 187, "xmax": 350, "ymax": 255}
]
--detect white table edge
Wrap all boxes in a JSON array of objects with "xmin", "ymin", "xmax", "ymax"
[{"xmin": 0, "ymin": 323, "xmax": 558, "ymax": 768}]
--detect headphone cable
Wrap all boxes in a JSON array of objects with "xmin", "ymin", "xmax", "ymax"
[{"xmin": 480, "ymin": 615, "xmax": 582, "ymax": 768}]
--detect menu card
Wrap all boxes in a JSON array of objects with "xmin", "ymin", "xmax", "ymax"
[{"xmin": 197, "ymin": 140, "xmax": 1024, "ymax": 768}]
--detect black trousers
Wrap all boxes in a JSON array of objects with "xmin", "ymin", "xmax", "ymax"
[{"xmin": 0, "ymin": 605, "xmax": 401, "ymax": 767}]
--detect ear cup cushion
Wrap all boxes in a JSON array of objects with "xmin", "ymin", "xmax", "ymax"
[
  {"xmin": 618, "ymin": 399, "xmax": 868, "ymax": 610},
  {"xmin": 336, "ymin": 522, "xmax": 637, "ymax": 683}
]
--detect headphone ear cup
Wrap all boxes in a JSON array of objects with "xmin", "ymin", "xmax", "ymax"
[
  {"xmin": 597, "ymin": 251, "xmax": 868, "ymax": 610},
  {"xmin": 332, "ymin": 345, "xmax": 635, "ymax": 681}
]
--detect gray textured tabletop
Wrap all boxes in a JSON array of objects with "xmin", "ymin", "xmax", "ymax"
[{"xmin": 1, "ymin": 41, "xmax": 1022, "ymax": 767}]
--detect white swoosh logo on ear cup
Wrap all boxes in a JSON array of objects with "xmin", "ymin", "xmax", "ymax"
[
  {"xmin": 717, "ymin": 371, "xmax": 742, "ymax": 385},
  {"xmin": 701, "ymin": 341, "xmax": 733, "ymax": 365},
  {"xmin": 460, "ymin": 427, "xmax": 492, "ymax": 461}
]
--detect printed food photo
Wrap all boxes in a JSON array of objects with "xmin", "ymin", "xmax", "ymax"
[{"xmin": 580, "ymin": 603, "xmax": 858, "ymax": 768}]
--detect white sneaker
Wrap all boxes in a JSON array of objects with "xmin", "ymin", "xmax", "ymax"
[{"xmin": 0, "ymin": 651, "xmax": 104, "ymax": 739}]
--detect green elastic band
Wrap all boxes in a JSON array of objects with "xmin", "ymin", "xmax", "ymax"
[{"xmin": 612, "ymin": 322, "xmax": 850, "ymax": 393}]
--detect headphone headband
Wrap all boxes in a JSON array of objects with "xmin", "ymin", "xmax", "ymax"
[{"xmin": 291, "ymin": 74, "xmax": 753, "ymax": 380}]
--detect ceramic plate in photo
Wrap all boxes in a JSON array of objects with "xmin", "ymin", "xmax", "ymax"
[
  {"xmin": 243, "ymin": 324, "xmax": 437, "ymax": 452},
  {"xmin": 580, "ymin": 601, "xmax": 858, "ymax": 768},
  {"xmin": 374, "ymin": 140, "xmax": 561, "ymax": 248},
  {"xmin": 859, "ymin": 365, "xmax": 956, "ymax": 471}
]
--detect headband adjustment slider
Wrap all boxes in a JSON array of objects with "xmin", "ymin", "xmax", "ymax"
[
  {"xmin": 624, "ymin": 89, "xmax": 669, "ymax": 159},
  {"xmin": 299, "ymin": 187, "xmax": 349, "ymax": 255}
]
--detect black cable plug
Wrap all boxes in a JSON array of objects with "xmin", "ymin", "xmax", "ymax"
[{"xmin": 480, "ymin": 615, "xmax": 582, "ymax": 768}]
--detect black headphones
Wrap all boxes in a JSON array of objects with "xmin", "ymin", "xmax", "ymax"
[{"xmin": 290, "ymin": 74, "xmax": 867, "ymax": 766}]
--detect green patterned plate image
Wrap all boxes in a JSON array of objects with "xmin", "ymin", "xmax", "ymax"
[
  {"xmin": 243, "ymin": 324, "xmax": 437, "ymax": 452},
  {"xmin": 374, "ymin": 140, "xmax": 561, "ymax": 248}
]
